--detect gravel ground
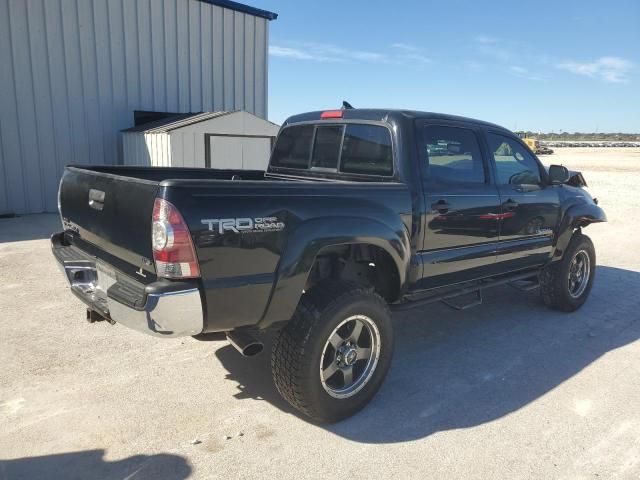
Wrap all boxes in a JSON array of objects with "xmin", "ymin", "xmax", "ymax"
[{"xmin": 1, "ymin": 148, "xmax": 639, "ymax": 479}]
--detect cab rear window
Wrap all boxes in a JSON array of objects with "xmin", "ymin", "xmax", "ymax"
[
  {"xmin": 270, "ymin": 125, "xmax": 314, "ymax": 169},
  {"xmin": 271, "ymin": 123, "xmax": 393, "ymax": 176},
  {"xmin": 311, "ymin": 126, "xmax": 343, "ymax": 169}
]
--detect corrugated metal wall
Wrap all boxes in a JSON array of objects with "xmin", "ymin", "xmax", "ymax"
[
  {"xmin": 0, "ymin": 0, "xmax": 270, "ymax": 214},
  {"xmin": 121, "ymin": 131, "xmax": 173, "ymax": 168}
]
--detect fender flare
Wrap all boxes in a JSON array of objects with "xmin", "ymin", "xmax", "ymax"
[
  {"xmin": 552, "ymin": 202, "xmax": 606, "ymax": 259},
  {"xmin": 258, "ymin": 216, "xmax": 411, "ymax": 327}
]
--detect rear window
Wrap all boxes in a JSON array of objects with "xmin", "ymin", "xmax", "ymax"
[
  {"xmin": 270, "ymin": 125, "xmax": 314, "ymax": 169},
  {"xmin": 340, "ymin": 125, "xmax": 393, "ymax": 176},
  {"xmin": 271, "ymin": 123, "xmax": 393, "ymax": 176},
  {"xmin": 311, "ymin": 126, "xmax": 343, "ymax": 169}
]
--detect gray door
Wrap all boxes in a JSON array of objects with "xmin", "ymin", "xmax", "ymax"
[
  {"xmin": 206, "ymin": 135, "xmax": 273, "ymax": 170},
  {"xmin": 208, "ymin": 136, "xmax": 242, "ymax": 169}
]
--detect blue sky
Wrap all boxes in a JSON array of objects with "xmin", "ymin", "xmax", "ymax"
[{"xmin": 259, "ymin": 0, "xmax": 640, "ymax": 132}]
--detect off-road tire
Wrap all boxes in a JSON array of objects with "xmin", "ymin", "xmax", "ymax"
[
  {"xmin": 271, "ymin": 281, "xmax": 393, "ymax": 423},
  {"xmin": 540, "ymin": 232, "xmax": 596, "ymax": 312}
]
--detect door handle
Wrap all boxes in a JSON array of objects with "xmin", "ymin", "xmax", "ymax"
[
  {"xmin": 503, "ymin": 199, "xmax": 519, "ymax": 210},
  {"xmin": 431, "ymin": 200, "xmax": 451, "ymax": 213}
]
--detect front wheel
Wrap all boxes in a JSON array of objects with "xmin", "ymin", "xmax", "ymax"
[
  {"xmin": 271, "ymin": 282, "xmax": 393, "ymax": 423},
  {"xmin": 540, "ymin": 232, "xmax": 596, "ymax": 312}
]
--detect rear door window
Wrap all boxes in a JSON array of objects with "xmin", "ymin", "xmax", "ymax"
[
  {"xmin": 271, "ymin": 125, "xmax": 314, "ymax": 169},
  {"xmin": 310, "ymin": 126, "xmax": 343, "ymax": 169},
  {"xmin": 340, "ymin": 125, "xmax": 393, "ymax": 176}
]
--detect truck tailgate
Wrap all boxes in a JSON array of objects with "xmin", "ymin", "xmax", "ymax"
[{"xmin": 59, "ymin": 167, "xmax": 159, "ymax": 276}]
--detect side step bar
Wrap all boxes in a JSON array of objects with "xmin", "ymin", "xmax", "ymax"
[
  {"xmin": 441, "ymin": 290, "xmax": 483, "ymax": 311},
  {"xmin": 392, "ymin": 271, "xmax": 539, "ymax": 312}
]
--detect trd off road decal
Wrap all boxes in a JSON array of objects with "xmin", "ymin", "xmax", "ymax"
[{"xmin": 201, "ymin": 217, "xmax": 285, "ymax": 234}]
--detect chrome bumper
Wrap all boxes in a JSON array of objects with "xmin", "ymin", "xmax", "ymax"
[
  {"xmin": 106, "ymin": 287, "xmax": 204, "ymax": 337},
  {"xmin": 52, "ymin": 235, "xmax": 204, "ymax": 338}
]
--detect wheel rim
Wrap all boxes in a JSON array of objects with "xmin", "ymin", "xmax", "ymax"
[
  {"xmin": 568, "ymin": 250, "xmax": 591, "ymax": 298},
  {"xmin": 319, "ymin": 315, "xmax": 381, "ymax": 399}
]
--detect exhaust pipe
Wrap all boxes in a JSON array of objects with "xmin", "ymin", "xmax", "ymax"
[{"xmin": 226, "ymin": 331, "xmax": 264, "ymax": 357}]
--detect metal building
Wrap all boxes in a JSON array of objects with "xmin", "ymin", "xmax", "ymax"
[
  {"xmin": 122, "ymin": 110, "xmax": 279, "ymax": 169},
  {"xmin": 0, "ymin": 0, "xmax": 277, "ymax": 215}
]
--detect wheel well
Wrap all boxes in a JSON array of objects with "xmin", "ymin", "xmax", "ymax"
[{"xmin": 305, "ymin": 244, "xmax": 400, "ymax": 303}]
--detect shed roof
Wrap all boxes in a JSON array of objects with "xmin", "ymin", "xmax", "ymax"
[
  {"xmin": 197, "ymin": 0, "xmax": 278, "ymax": 20},
  {"xmin": 122, "ymin": 111, "xmax": 234, "ymax": 134}
]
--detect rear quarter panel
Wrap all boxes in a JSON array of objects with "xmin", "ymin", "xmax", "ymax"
[{"xmin": 162, "ymin": 180, "xmax": 413, "ymax": 332}]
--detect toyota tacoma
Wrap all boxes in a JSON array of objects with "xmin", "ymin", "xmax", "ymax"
[{"xmin": 52, "ymin": 108, "xmax": 606, "ymax": 422}]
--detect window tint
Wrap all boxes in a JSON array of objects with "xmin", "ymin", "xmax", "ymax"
[
  {"xmin": 421, "ymin": 126, "xmax": 485, "ymax": 183},
  {"xmin": 271, "ymin": 125, "xmax": 314, "ymax": 169},
  {"xmin": 340, "ymin": 125, "xmax": 393, "ymax": 176},
  {"xmin": 487, "ymin": 133, "xmax": 541, "ymax": 185},
  {"xmin": 311, "ymin": 126, "xmax": 343, "ymax": 169}
]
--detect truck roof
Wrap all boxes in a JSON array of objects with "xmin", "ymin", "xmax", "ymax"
[{"xmin": 284, "ymin": 109, "xmax": 511, "ymax": 133}]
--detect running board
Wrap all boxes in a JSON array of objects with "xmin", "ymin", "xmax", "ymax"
[
  {"xmin": 441, "ymin": 289, "xmax": 483, "ymax": 310},
  {"xmin": 392, "ymin": 270, "xmax": 539, "ymax": 312},
  {"xmin": 508, "ymin": 278, "xmax": 540, "ymax": 292}
]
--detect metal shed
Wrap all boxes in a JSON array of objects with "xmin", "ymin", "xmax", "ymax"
[
  {"xmin": 122, "ymin": 110, "xmax": 279, "ymax": 169},
  {"xmin": 0, "ymin": 0, "xmax": 277, "ymax": 215}
]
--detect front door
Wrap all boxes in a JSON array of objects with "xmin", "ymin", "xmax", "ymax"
[
  {"xmin": 416, "ymin": 122, "xmax": 502, "ymax": 289},
  {"xmin": 485, "ymin": 131, "xmax": 561, "ymax": 271}
]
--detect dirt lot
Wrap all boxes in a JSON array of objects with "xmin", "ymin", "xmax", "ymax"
[{"xmin": 1, "ymin": 148, "xmax": 639, "ymax": 479}]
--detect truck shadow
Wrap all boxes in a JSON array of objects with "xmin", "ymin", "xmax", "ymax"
[
  {"xmin": 0, "ymin": 449, "xmax": 191, "ymax": 480},
  {"xmin": 0, "ymin": 214, "xmax": 60, "ymax": 243},
  {"xmin": 215, "ymin": 265, "xmax": 640, "ymax": 443}
]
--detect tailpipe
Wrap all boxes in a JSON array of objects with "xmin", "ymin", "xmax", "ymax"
[{"xmin": 226, "ymin": 331, "xmax": 264, "ymax": 357}]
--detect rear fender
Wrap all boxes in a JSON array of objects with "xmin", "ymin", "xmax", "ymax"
[{"xmin": 259, "ymin": 216, "xmax": 411, "ymax": 327}]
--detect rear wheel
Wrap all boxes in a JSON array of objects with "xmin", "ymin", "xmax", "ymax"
[
  {"xmin": 271, "ymin": 281, "xmax": 393, "ymax": 423},
  {"xmin": 540, "ymin": 232, "xmax": 596, "ymax": 312}
]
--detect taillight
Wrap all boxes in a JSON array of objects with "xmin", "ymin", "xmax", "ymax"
[{"xmin": 152, "ymin": 198, "xmax": 200, "ymax": 279}]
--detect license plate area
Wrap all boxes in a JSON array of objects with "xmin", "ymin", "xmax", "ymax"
[
  {"xmin": 65, "ymin": 261, "xmax": 114, "ymax": 315},
  {"xmin": 97, "ymin": 262, "xmax": 117, "ymax": 293}
]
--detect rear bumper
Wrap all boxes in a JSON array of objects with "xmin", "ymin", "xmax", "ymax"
[{"xmin": 51, "ymin": 232, "xmax": 204, "ymax": 337}]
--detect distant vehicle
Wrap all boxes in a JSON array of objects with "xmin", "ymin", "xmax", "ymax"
[
  {"xmin": 537, "ymin": 145, "xmax": 554, "ymax": 155},
  {"xmin": 519, "ymin": 135, "xmax": 554, "ymax": 155},
  {"xmin": 53, "ymin": 108, "xmax": 606, "ymax": 422}
]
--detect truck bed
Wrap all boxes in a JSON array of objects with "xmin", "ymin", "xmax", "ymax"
[{"xmin": 79, "ymin": 165, "xmax": 267, "ymax": 183}]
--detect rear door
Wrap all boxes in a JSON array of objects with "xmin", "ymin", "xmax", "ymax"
[
  {"xmin": 484, "ymin": 131, "xmax": 561, "ymax": 271},
  {"xmin": 416, "ymin": 121, "xmax": 502, "ymax": 288}
]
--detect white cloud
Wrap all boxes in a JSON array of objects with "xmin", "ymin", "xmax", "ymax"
[
  {"xmin": 391, "ymin": 43, "xmax": 421, "ymax": 52},
  {"xmin": 399, "ymin": 53, "xmax": 432, "ymax": 64},
  {"xmin": 269, "ymin": 46, "xmax": 338, "ymax": 62},
  {"xmin": 270, "ymin": 42, "xmax": 432, "ymax": 67},
  {"xmin": 391, "ymin": 43, "xmax": 431, "ymax": 64},
  {"xmin": 556, "ymin": 56, "xmax": 633, "ymax": 83},
  {"xmin": 509, "ymin": 65, "xmax": 545, "ymax": 81},
  {"xmin": 465, "ymin": 60, "xmax": 483, "ymax": 71},
  {"xmin": 475, "ymin": 35, "xmax": 500, "ymax": 44},
  {"xmin": 269, "ymin": 43, "xmax": 388, "ymax": 63},
  {"xmin": 474, "ymin": 36, "xmax": 511, "ymax": 62}
]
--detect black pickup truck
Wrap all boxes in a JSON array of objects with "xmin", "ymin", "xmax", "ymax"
[{"xmin": 53, "ymin": 108, "xmax": 606, "ymax": 422}]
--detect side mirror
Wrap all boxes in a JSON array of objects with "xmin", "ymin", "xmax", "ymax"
[{"xmin": 548, "ymin": 164, "xmax": 570, "ymax": 184}]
